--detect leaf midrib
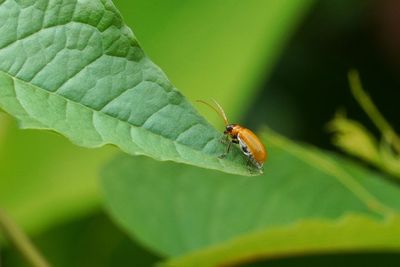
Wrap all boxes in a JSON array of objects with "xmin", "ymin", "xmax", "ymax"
[{"xmin": 3, "ymin": 70, "xmax": 223, "ymax": 164}]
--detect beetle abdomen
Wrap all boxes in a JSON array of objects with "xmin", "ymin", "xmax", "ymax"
[
  {"xmin": 237, "ymin": 129, "xmax": 267, "ymax": 165},
  {"xmin": 238, "ymin": 137, "xmax": 251, "ymax": 156}
]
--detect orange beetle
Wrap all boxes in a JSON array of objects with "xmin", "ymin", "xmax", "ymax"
[{"xmin": 198, "ymin": 99, "xmax": 267, "ymax": 170}]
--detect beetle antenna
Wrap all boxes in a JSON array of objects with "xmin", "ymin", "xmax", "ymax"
[
  {"xmin": 211, "ymin": 98, "xmax": 229, "ymax": 125},
  {"xmin": 196, "ymin": 99, "xmax": 229, "ymax": 126}
]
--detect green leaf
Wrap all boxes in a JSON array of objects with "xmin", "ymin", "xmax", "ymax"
[
  {"xmin": 101, "ymin": 130, "xmax": 400, "ymax": 261},
  {"xmin": 0, "ymin": 0, "xmax": 314, "ymax": 238},
  {"xmin": 327, "ymin": 111, "xmax": 381, "ymax": 165},
  {"xmin": 113, "ymin": 0, "xmax": 315, "ymax": 121},
  {"xmin": 162, "ymin": 215, "xmax": 400, "ymax": 267},
  {"xmin": 328, "ymin": 71, "xmax": 400, "ymax": 178},
  {"xmin": 0, "ymin": 0, "xmax": 252, "ymax": 176}
]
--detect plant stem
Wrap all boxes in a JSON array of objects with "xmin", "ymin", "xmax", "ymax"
[
  {"xmin": 348, "ymin": 70, "xmax": 400, "ymax": 153},
  {"xmin": 0, "ymin": 208, "xmax": 52, "ymax": 267}
]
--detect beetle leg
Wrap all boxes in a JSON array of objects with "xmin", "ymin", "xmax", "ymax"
[
  {"xmin": 220, "ymin": 135, "xmax": 229, "ymax": 144},
  {"xmin": 246, "ymin": 157, "xmax": 251, "ymax": 169},
  {"xmin": 246, "ymin": 157, "xmax": 260, "ymax": 174},
  {"xmin": 219, "ymin": 140, "xmax": 232, "ymax": 159}
]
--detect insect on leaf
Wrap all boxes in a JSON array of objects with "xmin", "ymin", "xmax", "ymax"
[{"xmin": 0, "ymin": 0, "xmax": 253, "ymax": 175}]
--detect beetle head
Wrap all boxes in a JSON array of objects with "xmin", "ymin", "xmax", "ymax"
[{"xmin": 224, "ymin": 124, "xmax": 235, "ymax": 134}]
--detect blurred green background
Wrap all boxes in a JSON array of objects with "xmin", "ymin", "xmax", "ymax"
[{"xmin": 1, "ymin": 0, "xmax": 400, "ymax": 266}]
